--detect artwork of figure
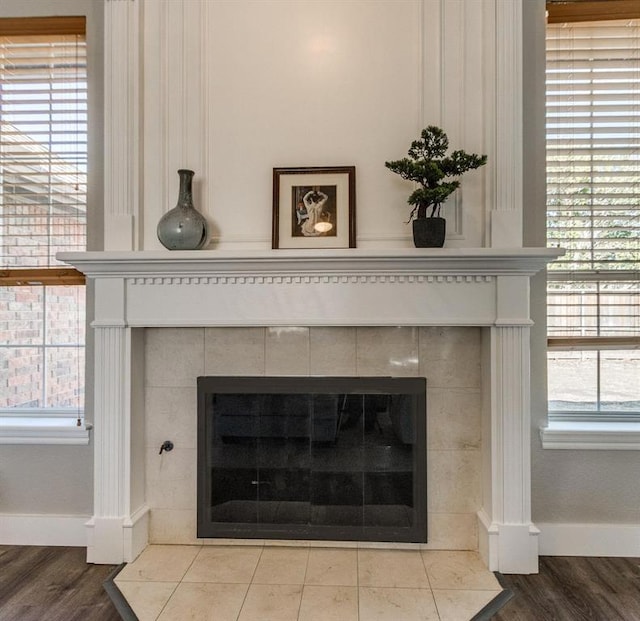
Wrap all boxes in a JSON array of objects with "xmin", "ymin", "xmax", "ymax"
[{"xmin": 291, "ymin": 185, "xmax": 337, "ymax": 237}]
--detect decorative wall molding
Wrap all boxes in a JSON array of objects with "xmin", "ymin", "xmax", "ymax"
[
  {"xmin": 489, "ymin": 0, "xmax": 524, "ymax": 247},
  {"xmin": 421, "ymin": 0, "xmax": 486, "ymax": 243},
  {"xmin": 104, "ymin": 0, "xmax": 140, "ymax": 250},
  {"xmin": 128, "ymin": 274, "xmax": 495, "ymax": 287}
]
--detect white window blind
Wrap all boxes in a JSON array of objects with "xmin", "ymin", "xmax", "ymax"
[
  {"xmin": 546, "ymin": 18, "xmax": 640, "ymax": 418},
  {"xmin": 0, "ymin": 32, "xmax": 87, "ymax": 268},
  {"xmin": 0, "ymin": 23, "xmax": 87, "ymax": 415}
]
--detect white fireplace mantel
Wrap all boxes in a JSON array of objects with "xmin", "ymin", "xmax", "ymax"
[
  {"xmin": 61, "ymin": 248, "xmax": 559, "ymax": 329},
  {"xmin": 60, "ymin": 247, "xmax": 560, "ymax": 574}
]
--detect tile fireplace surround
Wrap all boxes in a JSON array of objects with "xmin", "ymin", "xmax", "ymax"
[{"xmin": 60, "ymin": 247, "xmax": 559, "ymax": 575}]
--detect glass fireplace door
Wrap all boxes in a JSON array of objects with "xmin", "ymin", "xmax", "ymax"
[{"xmin": 198, "ymin": 377, "xmax": 427, "ymax": 543}]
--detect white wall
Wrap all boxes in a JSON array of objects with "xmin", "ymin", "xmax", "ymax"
[{"xmin": 0, "ymin": 0, "xmax": 103, "ymax": 523}]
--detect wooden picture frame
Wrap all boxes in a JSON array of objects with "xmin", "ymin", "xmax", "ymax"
[{"xmin": 272, "ymin": 166, "xmax": 356, "ymax": 249}]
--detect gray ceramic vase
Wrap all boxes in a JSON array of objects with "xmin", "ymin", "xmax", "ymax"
[{"xmin": 157, "ymin": 169, "xmax": 208, "ymax": 250}]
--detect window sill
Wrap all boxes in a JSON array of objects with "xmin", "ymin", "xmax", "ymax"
[
  {"xmin": 0, "ymin": 417, "xmax": 92, "ymax": 445},
  {"xmin": 540, "ymin": 421, "xmax": 640, "ymax": 450}
]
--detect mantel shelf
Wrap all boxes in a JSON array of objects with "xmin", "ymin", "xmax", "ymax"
[{"xmin": 58, "ymin": 247, "xmax": 562, "ymax": 278}]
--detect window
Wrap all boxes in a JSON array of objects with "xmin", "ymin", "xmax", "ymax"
[
  {"xmin": 546, "ymin": 6, "xmax": 640, "ymax": 422},
  {"xmin": 0, "ymin": 17, "xmax": 87, "ymax": 428}
]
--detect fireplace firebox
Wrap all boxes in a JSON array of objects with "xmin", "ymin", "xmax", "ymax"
[{"xmin": 197, "ymin": 376, "xmax": 427, "ymax": 543}]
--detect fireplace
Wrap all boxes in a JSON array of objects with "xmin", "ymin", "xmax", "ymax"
[
  {"xmin": 197, "ymin": 376, "xmax": 427, "ymax": 543},
  {"xmin": 60, "ymin": 247, "xmax": 560, "ymax": 573}
]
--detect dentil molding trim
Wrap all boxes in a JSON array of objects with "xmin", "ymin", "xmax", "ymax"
[{"xmin": 128, "ymin": 274, "xmax": 495, "ymax": 286}]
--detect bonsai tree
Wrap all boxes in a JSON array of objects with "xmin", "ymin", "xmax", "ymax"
[{"xmin": 385, "ymin": 126, "xmax": 487, "ymax": 221}]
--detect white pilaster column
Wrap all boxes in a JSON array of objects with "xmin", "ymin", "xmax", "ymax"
[
  {"xmin": 86, "ymin": 325, "xmax": 147, "ymax": 564},
  {"xmin": 86, "ymin": 275, "xmax": 148, "ymax": 564},
  {"xmin": 479, "ymin": 325, "xmax": 539, "ymax": 574},
  {"xmin": 488, "ymin": 0, "xmax": 524, "ymax": 247},
  {"xmin": 104, "ymin": 0, "xmax": 141, "ymax": 250}
]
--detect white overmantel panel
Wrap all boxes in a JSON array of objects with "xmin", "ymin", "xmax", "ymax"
[
  {"xmin": 105, "ymin": 0, "xmax": 503, "ymax": 251},
  {"xmin": 61, "ymin": 248, "xmax": 559, "ymax": 329}
]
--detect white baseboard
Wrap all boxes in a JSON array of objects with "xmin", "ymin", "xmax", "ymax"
[
  {"xmin": 538, "ymin": 523, "xmax": 640, "ymax": 557},
  {"xmin": 0, "ymin": 514, "xmax": 89, "ymax": 547}
]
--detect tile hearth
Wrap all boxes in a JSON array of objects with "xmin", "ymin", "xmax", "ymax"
[{"xmin": 113, "ymin": 545, "xmax": 504, "ymax": 620}]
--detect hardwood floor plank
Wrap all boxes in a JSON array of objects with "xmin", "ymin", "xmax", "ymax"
[
  {"xmin": 0, "ymin": 546, "xmax": 121, "ymax": 621},
  {"xmin": 495, "ymin": 557, "xmax": 640, "ymax": 621}
]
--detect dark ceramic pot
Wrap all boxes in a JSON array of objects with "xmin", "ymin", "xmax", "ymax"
[
  {"xmin": 157, "ymin": 169, "xmax": 208, "ymax": 250},
  {"xmin": 412, "ymin": 217, "xmax": 446, "ymax": 247}
]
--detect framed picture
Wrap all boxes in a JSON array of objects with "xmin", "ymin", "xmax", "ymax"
[{"xmin": 272, "ymin": 166, "xmax": 356, "ymax": 249}]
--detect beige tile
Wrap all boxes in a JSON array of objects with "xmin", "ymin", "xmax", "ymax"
[
  {"xmin": 149, "ymin": 509, "xmax": 198, "ymax": 545},
  {"xmin": 419, "ymin": 327, "xmax": 481, "ymax": 389},
  {"xmin": 157, "ymin": 582, "xmax": 249, "ymax": 621},
  {"xmin": 183, "ymin": 546, "xmax": 262, "ymax": 583},
  {"xmin": 252, "ymin": 547, "xmax": 309, "ymax": 584},
  {"xmin": 356, "ymin": 327, "xmax": 419, "ymax": 376},
  {"xmin": 147, "ymin": 476, "xmax": 196, "ymax": 511},
  {"xmin": 116, "ymin": 545, "xmax": 200, "ymax": 582},
  {"xmin": 421, "ymin": 551, "xmax": 501, "ymax": 590},
  {"xmin": 359, "ymin": 586, "xmax": 439, "ymax": 621},
  {"xmin": 265, "ymin": 327, "xmax": 310, "ymax": 374},
  {"xmin": 432, "ymin": 588, "xmax": 503, "ymax": 621},
  {"xmin": 115, "ymin": 581, "xmax": 177, "ymax": 621},
  {"xmin": 298, "ymin": 585, "xmax": 358, "ymax": 621},
  {"xmin": 358, "ymin": 549, "xmax": 429, "ymax": 588},
  {"xmin": 424, "ymin": 513, "xmax": 478, "ymax": 551},
  {"xmin": 305, "ymin": 548, "xmax": 357, "ymax": 586},
  {"xmin": 145, "ymin": 386, "xmax": 197, "ymax": 449},
  {"xmin": 146, "ymin": 448, "xmax": 196, "ymax": 482},
  {"xmin": 146, "ymin": 448, "xmax": 196, "ymax": 512},
  {"xmin": 309, "ymin": 327, "xmax": 357, "ymax": 375},
  {"xmin": 204, "ymin": 327, "xmax": 265, "ymax": 375},
  {"xmin": 146, "ymin": 328, "xmax": 204, "ymax": 387},
  {"xmin": 237, "ymin": 584, "xmax": 303, "ymax": 621},
  {"xmin": 427, "ymin": 388, "xmax": 481, "ymax": 450},
  {"xmin": 428, "ymin": 450, "xmax": 480, "ymax": 513}
]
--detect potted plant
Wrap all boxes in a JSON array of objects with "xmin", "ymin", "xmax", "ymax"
[{"xmin": 385, "ymin": 126, "xmax": 487, "ymax": 247}]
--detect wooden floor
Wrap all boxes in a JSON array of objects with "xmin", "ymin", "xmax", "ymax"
[
  {"xmin": 0, "ymin": 546, "xmax": 639, "ymax": 620},
  {"xmin": 495, "ymin": 556, "xmax": 640, "ymax": 621},
  {"xmin": 0, "ymin": 546, "xmax": 121, "ymax": 621}
]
